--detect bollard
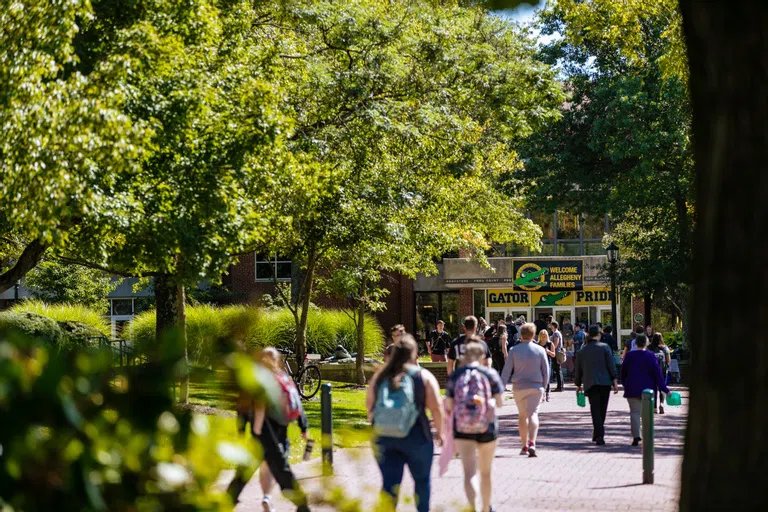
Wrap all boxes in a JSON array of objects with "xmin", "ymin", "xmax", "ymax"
[
  {"xmin": 321, "ymin": 382, "xmax": 333, "ymax": 475},
  {"xmin": 642, "ymin": 389, "xmax": 655, "ymax": 484}
]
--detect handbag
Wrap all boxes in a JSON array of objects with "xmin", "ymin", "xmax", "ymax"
[{"xmin": 556, "ymin": 347, "xmax": 567, "ymax": 365}]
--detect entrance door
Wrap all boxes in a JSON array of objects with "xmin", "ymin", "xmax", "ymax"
[
  {"xmin": 487, "ymin": 309, "xmax": 506, "ymax": 325},
  {"xmin": 509, "ymin": 309, "xmax": 530, "ymax": 324},
  {"xmin": 553, "ymin": 308, "xmax": 572, "ymax": 331},
  {"xmin": 534, "ymin": 307, "xmax": 553, "ymax": 326}
]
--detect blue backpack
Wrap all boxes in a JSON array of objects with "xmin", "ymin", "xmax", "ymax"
[{"xmin": 373, "ymin": 367, "xmax": 421, "ymax": 438}]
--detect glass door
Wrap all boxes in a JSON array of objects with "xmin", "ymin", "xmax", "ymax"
[
  {"xmin": 487, "ymin": 309, "xmax": 506, "ymax": 325},
  {"xmin": 509, "ymin": 309, "xmax": 531, "ymax": 324}
]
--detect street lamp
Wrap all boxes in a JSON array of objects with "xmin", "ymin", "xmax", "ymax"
[{"xmin": 606, "ymin": 242, "xmax": 619, "ymax": 335}]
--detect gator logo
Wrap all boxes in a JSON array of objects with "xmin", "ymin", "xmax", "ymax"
[
  {"xmin": 514, "ymin": 263, "xmax": 548, "ymax": 291},
  {"xmin": 534, "ymin": 291, "xmax": 571, "ymax": 307}
]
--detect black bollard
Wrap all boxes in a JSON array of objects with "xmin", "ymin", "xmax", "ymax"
[
  {"xmin": 321, "ymin": 382, "xmax": 333, "ymax": 475},
  {"xmin": 642, "ymin": 388, "xmax": 655, "ymax": 484}
]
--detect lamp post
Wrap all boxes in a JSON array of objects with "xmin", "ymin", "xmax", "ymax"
[{"xmin": 606, "ymin": 242, "xmax": 619, "ymax": 335}]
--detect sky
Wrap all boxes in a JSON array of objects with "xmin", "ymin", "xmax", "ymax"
[{"xmin": 495, "ymin": 0, "xmax": 546, "ymax": 25}]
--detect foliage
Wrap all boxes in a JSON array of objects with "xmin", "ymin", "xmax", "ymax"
[
  {"xmin": 130, "ymin": 306, "xmax": 383, "ymax": 364},
  {"xmin": 10, "ymin": 300, "xmax": 111, "ymax": 335},
  {"xmin": 24, "ymin": 261, "xmax": 116, "ymax": 309},
  {"xmin": 0, "ymin": 328, "xmax": 275, "ymax": 511},
  {"xmin": 522, "ymin": 0, "xmax": 694, "ymax": 322},
  {"xmin": 0, "ymin": 312, "xmax": 65, "ymax": 348}
]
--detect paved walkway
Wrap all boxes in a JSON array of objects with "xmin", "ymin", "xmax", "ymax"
[{"xmin": 236, "ymin": 384, "xmax": 687, "ymax": 511}]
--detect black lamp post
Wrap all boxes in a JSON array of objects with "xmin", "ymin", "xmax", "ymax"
[{"xmin": 606, "ymin": 242, "xmax": 619, "ymax": 334}]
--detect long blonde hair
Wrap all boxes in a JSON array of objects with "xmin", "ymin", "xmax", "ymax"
[{"xmin": 538, "ymin": 330, "xmax": 550, "ymax": 346}]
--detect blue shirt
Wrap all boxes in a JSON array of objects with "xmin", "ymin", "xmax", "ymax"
[
  {"xmin": 573, "ymin": 330, "xmax": 585, "ymax": 350},
  {"xmin": 620, "ymin": 349, "xmax": 670, "ymax": 399}
]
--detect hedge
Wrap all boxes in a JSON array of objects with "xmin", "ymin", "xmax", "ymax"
[
  {"xmin": 10, "ymin": 300, "xmax": 110, "ymax": 335},
  {"xmin": 130, "ymin": 305, "xmax": 384, "ymax": 365},
  {"xmin": 0, "ymin": 311, "xmax": 105, "ymax": 350}
]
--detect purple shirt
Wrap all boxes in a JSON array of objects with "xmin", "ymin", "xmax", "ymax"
[{"xmin": 620, "ymin": 349, "xmax": 670, "ymax": 398}]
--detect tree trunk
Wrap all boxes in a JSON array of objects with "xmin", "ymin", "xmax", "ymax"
[
  {"xmin": 0, "ymin": 239, "xmax": 48, "ymax": 293},
  {"xmin": 355, "ymin": 279, "xmax": 367, "ymax": 385},
  {"xmin": 295, "ymin": 252, "xmax": 317, "ymax": 366},
  {"xmin": 678, "ymin": 1, "xmax": 768, "ymax": 508},
  {"xmin": 154, "ymin": 274, "xmax": 188, "ymax": 403}
]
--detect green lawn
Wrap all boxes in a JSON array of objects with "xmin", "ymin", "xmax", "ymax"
[{"xmin": 188, "ymin": 368, "xmax": 371, "ymax": 464}]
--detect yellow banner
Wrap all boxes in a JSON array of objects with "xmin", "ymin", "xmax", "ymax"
[
  {"xmin": 575, "ymin": 287, "xmax": 613, "ymax": 305},
  {"xmin": 487, "ymin": 289, "xmax": 531, "ymax": 307},
  {"xmin": 532, "ymin": 291, "xmax": 574, "ymax": 307}
]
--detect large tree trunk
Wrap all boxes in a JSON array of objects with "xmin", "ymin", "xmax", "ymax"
[
  {"xmin": 355, "ymin": 278, "xmax": 367, "ymax": 385},
  {"xmin": 0, "ymin": 239, "xmax": 48, "ymax": 293},
  {"xmin": 154, "ymin": 274, "xmax": 188, "ymax": 403},
  {"xmin": 679, "ymin": 1, "xmax": 768, "ymax": 508}
]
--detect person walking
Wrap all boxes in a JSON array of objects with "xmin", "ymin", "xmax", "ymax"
[
  {"xmin": 573, "ymin": 323, "xmax": 586, "ymax": 352},
  {"xmin": 250, "ymin": 348, "xmax": 311, "ymax": 512},
  {"xmin": 574, "ymin": 325, "xmax": 619, "ymax": 445},
  {"xmin": 447, "ymin": 316, "xmax": 492, "ymax": 374},
  {"xmin": 427, "ymin": 320, "xmax": 451, "ymax": 362},
  {"xmin": 601, "ymin": 325, "xmax": 618, "ymax": 352},
  {"xmin": 538, "ymin": 329, "xmax": 556, "ymax": 402},
  {"xmin": 620, "ymin": 334, "xmax": 670, "ymax": 445},
  {"xmin": 445, "ymin": 339, "xmax": 504, "ymax": 512},
  {"xmin": 550, "ymin": 321, "xmax": 564, "ymax": 392},
  {"xmin": 367, "ymin": 335, "xmax": 443, "ymax": 512},
  {"xmin": 648, "ymin": 332, "xmax": 672, "ymax": 413},
  {"xmin": 384, "ymin": 324, "xmax": 405, "ymax": 362},
  {"xmin": 489, "ymin": 324, "xmax": 508, "ymax": 373},
  {"xmin": 500, "ymin": 323, "xmax": 550, "ymax": 457}
]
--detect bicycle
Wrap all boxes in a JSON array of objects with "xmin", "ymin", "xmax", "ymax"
[{"xmin": 276, "ymin": 347, "xmax": 322, "ymax": 400}]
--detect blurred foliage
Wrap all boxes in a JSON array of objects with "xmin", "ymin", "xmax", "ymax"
[
  {"xmin": 24, "ymin": 262, "xmax": 116, "ymax": 310},
  {"xmin": 0, "ymin": 327, "xmax": 283, "ymax": 511},
  {"xmin": 11, "ymin": 301, "xmax": 111, "ymax": 335},
  {"xmin": 130, "ymin": 306, "xmax": 383, "ymax": 364}
]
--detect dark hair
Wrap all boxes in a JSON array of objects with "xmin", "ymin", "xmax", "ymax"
[
  {"xmin": 550, "ymin": 320, "xmax": 559, "ymax": 330},
  {"xmin": 650, "ymin": 332, "xmax": 664, "ymax": 349},
  {"xmin": 390, "ymin": 324, "xmax": 405, "ymax": 334},
  {"xmin": 630, "ymin": 331, "xmax": 637, "ymax": 340},
  {"xmin": 497, "ymin": 324, "xmax": 507, "ymax": 336},
  {"xmin": 604, "ymin": 325, "xmax": 613, "ymax": 334},
  {"xmin": 588, "ymin": 324, "xmax": 600, "ymax": 339},
  {"xmin": 437, "ymin": 320, "xmax": 445, "ymax": 326},
  {"xmin": 635, "ymin": 334, "xmax": 648, "ymax": 348},
  {"xmin": 376, "ymin": 334, "xmax": 418, "ymax": 394},
  {"xmin": 635, "ymin": 325, "xmax": 645, "ymax": 334},
  {"xmin": 463, "ymin": 315, "xmax": 478, "ymax": 331}
]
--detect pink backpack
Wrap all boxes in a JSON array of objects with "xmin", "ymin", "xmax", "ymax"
[{"xmin": 453, "ymin": 368, "xmax": 493, "ymax": 434}]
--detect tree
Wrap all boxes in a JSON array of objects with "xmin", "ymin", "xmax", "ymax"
[
  {"xmin": 0, "ymin": 0, "xmax": 149, "ymax": 293},
  {"xmin": 254, "ymin": 0, "xmax": 563, "ymax": 372},
  {"xmin": 24, "ymin": 261, "xmax": 116, "ymax": 309},
  {"xmin": 521, "ymin": 0, "xmax": 693, "ymax": 332},
  {"xmin": 677, "ymin": 1, "xmax": 768, "ymax": 508}
]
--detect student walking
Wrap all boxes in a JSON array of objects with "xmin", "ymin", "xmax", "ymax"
[
  {"xmin": 489, "ymin": 324, "xmax": 508, "ymax": 373},
  {"xmin": 447, "ymin": 316, "xmax": 492, "ymax": 374},
  {"xmin": 538, "ymin": 330, "xmax": 556, "ymax": 402},
  {"xmin": 427, "ymin": 320, "xmax": 451, "ymax": 362},
  {"xmin": 550, "ymin": 321, "xmax": 564, "ymax": 392},
  {"xmin": 500, "ymin": 323, "xmax": 550, "ymax": 456},
  {"xmin": 574, "ymin": 325, "xmax": 619, "ymax": 445},
  {"xmin": 250, "ymin": 348, "xmax": 311, "ymax": 512},
  {"xmin": 620, "ymin": 334, "xmax": 670, "ymax": 445},
  {"xmin": 367, "ymin": 335, "xmax": 443, "ymax": 512},
  {"xmin": 445, "ymin": 338, "xmax": 504, "ymax": 512},
  {"xmin": 648, "ymin": 333, "xmax": 672, "ymax": 413}
]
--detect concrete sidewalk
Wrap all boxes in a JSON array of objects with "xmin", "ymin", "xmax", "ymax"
[{"xmin": 236, "ymin": 384, "xmax": 687, "ymax": 511}]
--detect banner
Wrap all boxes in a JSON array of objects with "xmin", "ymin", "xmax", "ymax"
[
  {"xmin": 486, "ymin": 289, "xmax": 531, "ymax": 307},
  {"xmin": 532, "ymin": 291, "xmax": 574, "ymax": 307},
  {"xmin": 575, "ymin": 287, "xmax": 613, "ymax": 305},
  {"xmin": 513, "ymin": 260, "xmax": 584, "ymax": 291}
]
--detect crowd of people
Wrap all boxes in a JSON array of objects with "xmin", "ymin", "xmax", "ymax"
[{"xmin": 234, "ymin": 315, "xmax": 679, "ymax": 512}]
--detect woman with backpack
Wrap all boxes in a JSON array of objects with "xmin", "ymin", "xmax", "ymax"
[
  {"xmin": 649, "ymin": 333, "xmax": 672, "ymax": 414},
  {"xmin": 445, "ymin": 338, "xmax": 504, "ymax": 512},
  {"xmin": 366, "ymin": 334, "xmax": 443, "ymax": 512},
  {"xmin": 252, "ymin": 347, "xmax": 311, "ymax": 512},
  {"xmin": 489, "ymin": 324, "xmax": 508, "ymax": 373},
  {"xmin": 500, "ymin": 323, "xmax": 550, "ymax": 457}
]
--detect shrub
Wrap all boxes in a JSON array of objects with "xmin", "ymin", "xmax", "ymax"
[
  {"xmin": 10, "ymin": 300, "xmax": 110, "ymax": 335},
  {"xmin": 0, "ymin": 311, "xmax": 65, "ymax": 347},
  {"xmin": 131, "ymin": 306, "xmax": 385, "ymax": 365}
]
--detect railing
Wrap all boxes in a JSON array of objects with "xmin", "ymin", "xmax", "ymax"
[{"xmin": 87, "ymin": 336, "xmax": 147, "ymax": 367}]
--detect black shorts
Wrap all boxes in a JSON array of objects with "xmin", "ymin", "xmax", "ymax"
[{"xmin": 454, "ymin": 430, "xmax": 498, "ymax": 444}]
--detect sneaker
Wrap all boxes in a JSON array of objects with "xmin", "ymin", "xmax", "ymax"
[
  {"xmin": 262, "ymin": 496, "xmax": 275, "ymax": 512},
  {"xmin": 596, "ymin": 439, "xmax": 606, "ymax": 446},
  {"xmin": 659, "ymin": 405, "xmax": 665, "ymax": 414},
  {"xmin": 519, "ymin": 446, "xmax": 529, "ymax": 455},
  {"xmin": 528, "ymin": 444, "xmax": 537, "ymax": 457},
  {"xmin": 632, "ymin": 437, "xmax": 641, "ymax": 446}
]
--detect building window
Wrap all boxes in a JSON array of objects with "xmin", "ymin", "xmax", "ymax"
[
  {"xmin": 111, "ymin": 299, "xmax": 133, "ymax": 316},
  {"xmin": 255, "ymin": 254, "xmax": 292, "ymax": 281},
  {"xmin": 414, "ymin": 291, "xmax": 460, "ymax": 341}
]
